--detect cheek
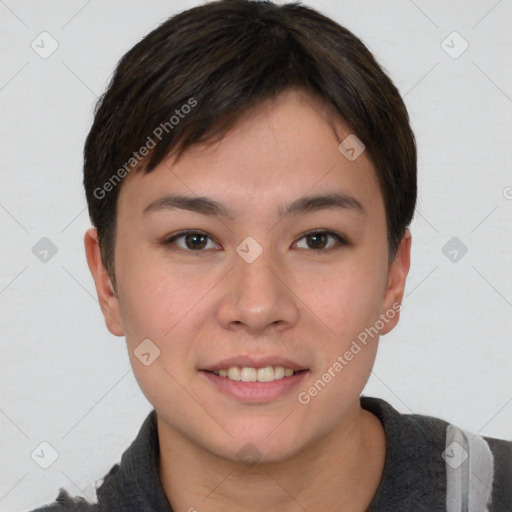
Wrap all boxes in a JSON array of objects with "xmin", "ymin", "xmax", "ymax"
[
  {"xmin": 115, "ymin": 248, "xmax": 215, "ymax": 376},
  {"xmin": 115, "ymin": 240, "xmax": 197, "ymax": 338},
  {"xmin": 294, "ymin": 267, "xmax": 384, "ymax": 419},
  {"xmin": 303, "ymin": 261, "xmax": 385, "ymax": 343},
  {"xmin": 116, "ymin": 262, "xmax": 202, "ymax": 410},
  {"xmin": 295, "ymin": 258, "xmax": 386, "ymax": 409}
]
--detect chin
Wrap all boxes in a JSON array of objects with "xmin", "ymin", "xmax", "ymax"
[{"xmin": 202, "ymin": 421, "xmax": 310, "ymax": 465}]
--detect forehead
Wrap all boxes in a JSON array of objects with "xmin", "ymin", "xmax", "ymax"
[{"xmin": 118, "ymin": 89, "xmax": 382, "ymax": 218}]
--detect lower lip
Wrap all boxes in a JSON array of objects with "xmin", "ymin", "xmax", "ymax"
[{"xmin": 200, "ymin": 370, "xmax": 309, "ymax": 402}]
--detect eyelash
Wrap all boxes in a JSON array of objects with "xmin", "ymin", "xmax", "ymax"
[{"xmin": 160, "ymin": 229, "xmax": 349, "ymax": 252}]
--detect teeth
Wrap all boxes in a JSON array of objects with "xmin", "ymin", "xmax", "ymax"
[
  {"xmin": 241, "ymin": 367, "xmax": 256, "ymax": 382},
  {"xmin": 274, "ymin": 366, "xmax": 285, "ymax": 379},
  {"xmin": 257, "ymin": 366, "xmax": 274, "ymax": 382},
  {"xmin": 227, "ymin": 367, "xmax": 241, "ymax": 381},
  {"xmin": 212, "ymin": 365, "xmax": 301, "ymax": 382}
]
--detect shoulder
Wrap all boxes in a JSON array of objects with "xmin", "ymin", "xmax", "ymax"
[
  {"xmin": 26, "ymin": 488, "xmax": 99, "ymax": 512},
  {"xmin": 404, "ymin": 410, "xmax": 512, "ymax": 510},
  {"xmin": 26, "ymin": 410, "xmax": 161, "ymax": 512},
  {"xmin": 361, "ymin": 396, "xmax": 512, "ymax": 511}
]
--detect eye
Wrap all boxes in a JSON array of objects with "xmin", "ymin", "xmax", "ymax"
[
  {"xmin": 294, "ymin": 230, "xmax": 348, "ymax": 250},
  {"xmin": 161, "ymin": 230, "xmax": 219, "ymax": 251},
  {"xmin": 160, "ymin": 229, "xmax": 348, "ymax": 252}
]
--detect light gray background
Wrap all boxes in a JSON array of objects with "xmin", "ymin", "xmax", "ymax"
[{"xmin": 1, "ymin": 0, "xmax": 511, "ymax": 510}]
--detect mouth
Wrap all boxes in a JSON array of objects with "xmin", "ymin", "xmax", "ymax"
[{"xmin": 199, "ymin": 359, "xmax": 310, "ymax": 402}]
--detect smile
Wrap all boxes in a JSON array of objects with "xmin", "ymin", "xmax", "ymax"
[{"xmin": 210, "ymin": 365, "xmax": 303, "ymax": 382}]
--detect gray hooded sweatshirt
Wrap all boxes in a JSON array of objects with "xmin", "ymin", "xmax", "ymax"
[{"xmin": 29, "ymin": 396, "xmax": 512, "ymax": 511}]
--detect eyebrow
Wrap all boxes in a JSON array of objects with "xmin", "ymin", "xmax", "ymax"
[{"xmin": 143, "ymin": 192, "xmax": 366, "ymax": 219}]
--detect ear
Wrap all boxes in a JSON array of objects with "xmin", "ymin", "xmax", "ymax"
[
  {"xmin": 84, "ymin": 227, "xmax": 125, "ymax": 337},
  {"xmin": 379, "ymin": 229, "xmax": 412, "ymax": 335}
]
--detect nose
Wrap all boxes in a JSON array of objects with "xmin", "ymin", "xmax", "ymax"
[{"xmin": 216, "ymin": 240, "xmax": 300, "ymax": 334}]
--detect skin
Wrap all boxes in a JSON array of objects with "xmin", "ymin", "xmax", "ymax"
[{"xmin": 85, "ymin": 88, "xmax": 411, "ymax": 511}]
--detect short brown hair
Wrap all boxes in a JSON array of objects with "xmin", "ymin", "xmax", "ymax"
[{"xmin": 83, "ymin": 0, "xmax": 417, "ymax": 288}]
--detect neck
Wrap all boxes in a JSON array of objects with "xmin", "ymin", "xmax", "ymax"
[{"xmin": 157, "ymin": 403, "xmax": 386, "ymax": 512}]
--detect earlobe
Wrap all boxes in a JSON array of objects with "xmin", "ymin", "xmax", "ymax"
[
  {"xmin": 379, "ymin": 230, "xmax": 412, "ymax": 335},
  {"xmin": 84, "ymin": 227, "xmax": 125, "ymax": 337}
]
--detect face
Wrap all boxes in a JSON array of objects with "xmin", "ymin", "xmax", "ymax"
[{"xmin": 85, "ymin": 88, "xmax": 410, "ymax": 463}]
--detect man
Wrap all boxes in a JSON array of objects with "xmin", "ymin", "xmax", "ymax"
[{"xmin": 31, "ymin": 0, "xmax": 511, "ymax": 510}]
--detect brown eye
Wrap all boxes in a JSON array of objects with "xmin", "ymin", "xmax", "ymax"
[
  {"xmin": 295, "ymin": 230, "xmax": 347, "ymax": 250},
  {"xmin": 162, "ymin": 231, "xmax": 217, "ymax": 251}
]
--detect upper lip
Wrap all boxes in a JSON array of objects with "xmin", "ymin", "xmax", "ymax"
[{"xmin": 201, "ymin": 356, "xmax": 308, "ymax": 372}]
